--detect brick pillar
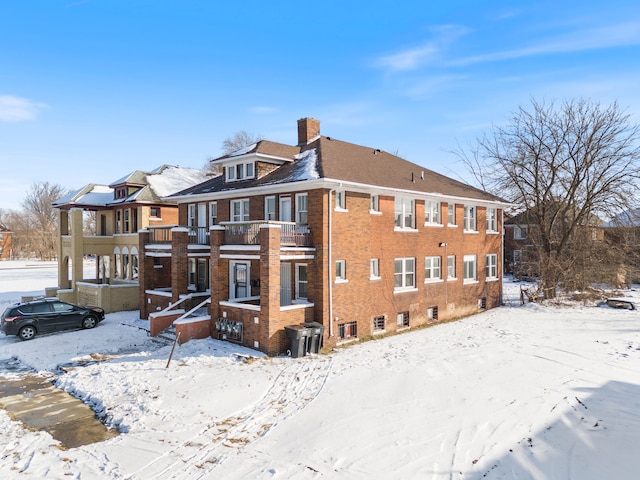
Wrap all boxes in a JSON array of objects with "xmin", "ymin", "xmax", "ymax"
[
  {"xmin": 138, "ymin": 229, "xmax": 151, "ymax": 319},
  {"xmin": 260, "ymin": 224, "xmax": 281, "ymax": 354},
  {"xmin": 209, "ymin": 225, "xmax": 225, "ymax": 332},
  {"xmin": 171, "ymin": 227, "xmax": 189, "ymax": 304}
]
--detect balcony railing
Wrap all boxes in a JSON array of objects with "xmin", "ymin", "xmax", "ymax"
[
  {"xmin": 147, "ymin": 223, "xmax": 311, "ymax": 247},
  {"xmin": 147, "ymin": 226, "xmax": 210, "ymax": 246},
  {"xmin": 222, "ymin": 221, "xmax": 312, "ymax": 246}
]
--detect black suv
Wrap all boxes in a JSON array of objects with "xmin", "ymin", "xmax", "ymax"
[{"xmin": 1, "ymin": 298, "xmax": 105, "ymax": 341}]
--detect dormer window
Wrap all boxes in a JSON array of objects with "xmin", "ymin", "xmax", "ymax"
[{"xmin": 226, "ymin": 161, "xmax": 256, "ymax": 182}]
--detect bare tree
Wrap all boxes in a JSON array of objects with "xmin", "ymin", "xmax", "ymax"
[
  {"xmin": 20, "ymin": 182, "xmax": 69, "ymax": 260},
  {"xmin": 221, "ymin": 130, "xmax": 263, "ymax": 155},
  {"xmin": 461, "ymin": 98, "xmax": 640, "ymax": 298},
  {"xmin": 203, "ymin": 130, "xmax": 264, "ymax": 176}
]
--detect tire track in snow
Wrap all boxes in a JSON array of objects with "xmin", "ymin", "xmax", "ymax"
[{"xmin": 125, "ymin": 355, "xmax": 333, "ymax": 480}]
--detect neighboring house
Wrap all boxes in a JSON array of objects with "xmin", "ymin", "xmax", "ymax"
[
  {"xmin": 140, "ymin": 118, "xmax": 509, "ymax": 355},
  {"xmin": 52, "ymin": 165, "xmax": 209, "ymax": 312},
  {"xmin": 602, "ymin": 208, "xmax": 640, "ymax": 284},
  {"xmin": 0, "ymin": 226, "xmax": 12, "ymax": 260}
]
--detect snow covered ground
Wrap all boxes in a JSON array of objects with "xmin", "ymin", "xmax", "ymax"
[{"xmin": 1, "ymin": 260, "xmax": 640, "ymax": 479}]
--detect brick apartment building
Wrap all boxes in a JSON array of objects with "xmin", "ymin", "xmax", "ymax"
[{"xmin": 139, "ymin": 118, "xmax": 509, "ymax": 355}]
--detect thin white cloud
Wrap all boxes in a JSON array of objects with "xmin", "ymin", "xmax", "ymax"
[
  {"xmin": 374, "ymin": 25, "xmax": 470, "ymax": 72},
  {"xmin": 0, "ymin": 95, "xmax": 47, "ymax": 122},
  {"xmin": 450, "ymin": 20, "xmax": 640, "ymax": 66}
]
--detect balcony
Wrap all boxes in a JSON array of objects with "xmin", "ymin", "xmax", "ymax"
[
  {"xmin": 221, "ymin": 221, "xmax": 312, "ymax": 246},
  {"xmin": 146, "ymin": 222, "xmax": 312, "ymax": 247},
  {"xmin": 147, "ymin": 226, "xmax": 209, "ymax": 245}
]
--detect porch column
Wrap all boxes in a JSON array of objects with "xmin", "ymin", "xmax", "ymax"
[
  {"xmin": 259, "ymin": 224, "xmax": 281, "ymax": 354},
  {"xmin": 57, "ymin": 210, "xmax": 70, "ymax": 289},
  {"xmin": 170, "ymin": 227, "xmax": 189, "ymax": 304},
  {"xmin": 70, "ymin": 208, "xmax": 84, "ymax": 292},
  {"xmin": 209, "ymin": 225, "xmax": 225, "ymax": 324},
  {"xmin": 138, "ymin": 229, "xmax": 151, "ymax": 319}
]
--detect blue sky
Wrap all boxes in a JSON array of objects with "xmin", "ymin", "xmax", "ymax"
[{"xmin": 1, "ymin": 0, "xmax": 639, "ymax": 210}]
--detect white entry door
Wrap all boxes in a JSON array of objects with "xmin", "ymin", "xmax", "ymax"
[
  {"xmin": 280, "ymin": 263, "xmax": 292, "ymax": 306},
  {"xmin": 279, "ymin": 196, "xmax": 292, "ymax": 222}
]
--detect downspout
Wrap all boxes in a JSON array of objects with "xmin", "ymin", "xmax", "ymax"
[
  {"xmin": 500, "ymin": 208, "xmax": 504, "ymax": 305},
  {"xmin": 328, "ymin": 188, "xmax": 335, "ymax": 337}
]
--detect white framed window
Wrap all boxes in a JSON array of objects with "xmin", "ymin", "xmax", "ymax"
[
  {"xmin": 424, "ymin": 200, "xmax": 441, "ymax": 225},
  {"xmin": 394, "ymin": 197, "xmax": 415, "ymax": 229},
  {"xmin": 514, "ymin": 226, "xmax": 528, "ymax": 239},
  {"xmin": 295, "ymin": 263, "xmax": 308, "ymax": 300},
  {"xmin": 188, "ymin": 204, "xmax": 196, "ymax": 227},
  {"xmin": 230, "ymin": 199, "xmax": 250, "ymax": 222},
  {"xmin": 265, "ymin": 196, "xmax": 276, "ymax": 220},
  {"xmin": 335, "ymin": 260, "xmax": 347, "ymax": 282},
  {"xmin": 447, "ymin": 255, "xmax": 456, "ymax": 279},
  {"xmin": 447, "ymin": 203, "xmax": 456, "ymax": 226},
  {"xmin": 370, "ymin": 194, "xmax": 380, "ymax": 213},
  {"xmin": 394, "ymin": 257, "xmax": 415, "ymax": 290},
  {"xmin": 335, "ymin": 190, "xmax": 346, "ymax": 210},
  {"xmin": 226, "ymin": 161, "xmax": 255, "ymax": 182},
  {"xmin": 209, "ymin": 202, "xmax": 218, "ymax": 226},
  {"xmin": 486, "ymin": 254, "xmax": 498, "ymax": 280},
  {"xmin": 115, "ymin": 210, "xmax": 121, "ymax": 234},
  {"xmin": 464, "ymin": 206, "xmax": 477, "ymax": 231},
  {"xmin": 486, "ymin": 207, "xmax": 497, "ymax": 232},
  {"xmin": 370, "ymin": 258, "xmax": 380, "ymax": 279},
  {"xmin": 425, "ymin": 256, "xmax": 441, "ymax": 281},
  {"xmin": 296, "ymin": 193, "xmax": 308, "ymax": 224},
  {"xmin": 397, "ymin": 311, "xmax": 410, "ymax": 327},
  {"xmin": 124, "ymin": 209, "xmax": 130, "ymax": 233},
  {"xmin": 464, "ymin": 254, "xmax": 477, "ymax": 283},
  {"xmin": 513, "ymin": 250, "xmax": 522, "ymax": 263}
]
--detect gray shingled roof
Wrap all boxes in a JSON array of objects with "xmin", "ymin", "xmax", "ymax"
[{"xmin": 174, "ymin": 136, "xmax": 505, "ymax": 204}]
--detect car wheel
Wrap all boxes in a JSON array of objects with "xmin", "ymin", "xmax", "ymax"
[
  {"xmin": 18, "ymin": 325, "xmax": 37, "ymax": 341},
  {"xmin": 82, "ymin": 315, "xmax": 98, "ymax": 329}
]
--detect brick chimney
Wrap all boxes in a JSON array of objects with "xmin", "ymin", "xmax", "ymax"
[{"xmin": 297, "ymin": 117, "xmax": 320, "ymax": 145}]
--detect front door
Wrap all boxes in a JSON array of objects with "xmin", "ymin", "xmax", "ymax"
[
  {"xmin": 197, "ymin": 258, "xmax": 208, "ymax": 292},
  {"xmin": 197, "ymin": 203, "xmax": 207, "ymax": 243},
  {"xmin": 231, "ymin": 261, "xmax": 250, "ymax": 299},
  {"xmin": 279, "ymin": 196, "xmax": 292, "ymax": 222},
  {"xmin": 280, "ymin": 262, "xmax": 292, "ymax": 306}
]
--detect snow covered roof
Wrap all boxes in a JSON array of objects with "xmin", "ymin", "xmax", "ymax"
[
  {"xmin": 52, "ymin": 184, "xmax": 114, "ymax": 208},
  {"xmin": 602, "ymin": 208, "xmax": 640, "ymax": 228}
]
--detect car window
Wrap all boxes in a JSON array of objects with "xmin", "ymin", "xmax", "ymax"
[
  {"xmin": 18, "ymin": 305, "xmax": 33, "ymax": 314},
  {"xmin": 32, "ymin": 303, "xmax": 53, "ymax": 313},
  {"xmin": 52, "ymin": 302, "xmax": 75, "ymax": 313}
]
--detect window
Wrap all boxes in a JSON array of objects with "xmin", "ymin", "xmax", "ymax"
[
  {"xmin": 188, "ymin": 258, "xmax": 196, "ymax": 287},
  {"xmin": 397, "ymin": 311, "xmax": 410, "ymax": 327},
  {"xmin": 486, "ymin": 207, "xmax": 497, "ymax": 232},
  {"xmin": 425, "ymin": 256, "xmax": 441, "ymax": 281},
  {"xmin": 513, "ymin": 250, "xmax": 522, "ymax": 264},
  {"xmin": 464, "ymin": 255, "xmax": 477, "ymax": 283},
  {"xmin": 447, "ymin": 203, "xmax": 456, "ymax": 225},
  {"xmin": 226, "ymin": 162, "xmax": 255, "ymax": 181},
  {"xmin": 335, "ymin": 190, "xmax": 346, "ymax": 210},
  {"xmin": 338, "ymin": 321, "xmax": 357, "ymax": 339},
  {"xmin": 427, "ymin": 306, "xmax": 438, "ymax": 320},
  {"xmin": 265, "ymin": 196, "xmax": 276, "ymax": 220},
  {"xmin": 373, "ymin": 316, "xmax": 386, "ymax": 332},
  {"xmin": 464, "ymin": 206, "xmax": 476, "ymax": 231},
  {"xmin": 370, "ymin": 195, "xmax": 380, "ymax": 212},
  {"xmin": 296, "ymin": 193, "xmax": 308, "ymax": 224},
  {"xmin": 486, "ymin": 254, "xmax": 498, "ymax": 279},
  {"xmin": 394, "ymin": 197, "xmax": 414, "ymax": 229},
  {"xmin": 424, "ymin": 200, "xmax": 441, "ymax": 225},
  {"xmin": 124, "ymin": 210, "xmax": 130, "ymax": 233},
  {"xmin": 394, "ymin": 257, "xmax": 415, "ymax": 290},
  {"xmin": 478, "ymin": 297, "xmax": 487, "ymax": 310},
  {"xmin": 230, "ymin": 199, "xmax": 250, "ymax": 222},
  {"xmin": 209, "ymin": 202, "xmax": 218, "ymax": 226},
  {"xmin": 370, "ymin": 258, "xmax": 380, "ymax": 279},
  {"xmin": 188, "ymin": 204, "xmax": 196, "ymax": 227},
  {"xmin": 296, "ymin": 264, "xmax": 308, "ymax": 299},
  {"xmin": 150, "ymin": 207, "xmax": 161, "ymax": 218},
  {"xmin": 115, "ymin": 210, "xmax": 121, "ymax": 234},
  {"xmin": 336, "ymin": 260, "xmax": 346, "ymax": 282},
  {"xmin": 514, "ymin": 226, "xmax": 528, "ymax": 239},
  {"xmin": 447, "ymin": 255, "xmax": 456, "ymax": 279}
]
